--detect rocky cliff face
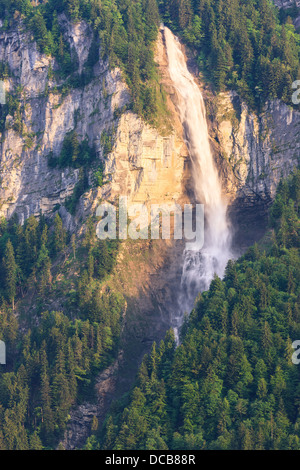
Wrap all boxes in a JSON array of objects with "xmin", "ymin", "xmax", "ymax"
[
  {"xmin": 0, "ymin": 16, "xmax": 125, "ymax": 222},
  {"xmin": 0, "ymin": 18, "xmax": 298, "ymax": 227},
  {"xmin": 0, "ymin": 18, "xmax": 189, "ymax": 225},
  {"xmin": 273, "ymin": 0, "xmax": 300, "ymax": 8},
  {"xmin": 102, "ymin": 112, "xmax": 188, "ymax": 206},
  {"xmin": 216, "ymin": 92, "xmax": 300, "ymax": 208}
]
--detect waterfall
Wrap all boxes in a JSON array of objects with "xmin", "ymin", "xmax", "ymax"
[{"xmin": 163, "ymin": 27, "xmax": 233, "ymax": 340}]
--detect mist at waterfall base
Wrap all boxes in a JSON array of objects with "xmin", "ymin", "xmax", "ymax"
[{"xmin": 163, "ymin": 26, "xmax": 234, "ymax": 341}]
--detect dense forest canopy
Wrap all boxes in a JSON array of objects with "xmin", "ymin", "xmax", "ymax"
[
  {"xmin": 159, "ymin": 0, "xmax": 300, "ymax": 109},
  {"xmin": 0, "ymin": 212, "xmax": 123, "ymax": 449},
  {"xmin": 95, "ymin": 170, "xmax": 300, "ymax": 451}
]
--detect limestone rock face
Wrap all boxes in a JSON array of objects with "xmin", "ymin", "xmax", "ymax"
[
  {"xmin": 102, "ymin": 111, "xmax": 188, "ymax": 206},
  {"xmin": 216, "ymin": 91, "xmax": 300, "ymax": 208},
  {"xmin": 0, "ymin": 17, "xmax": 129, "ymax": 222},
  {"xmin": 0, "ymin": 18, "xmax": 298, "ymax": 226},
  {"xmin": 273, "ymin": 0, "xmax": 300, "ymax": 9},
  {"xmin": 0, "ymin": 19, "xmax": 189, "ymax": 223}
]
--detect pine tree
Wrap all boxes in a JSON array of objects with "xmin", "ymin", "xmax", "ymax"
[
  {"xmin": 29, "ymin": 431, "xmax": 43, "ymax": 450},
  {"xmin": 178, "ymin": 0, "xmax": 193, "ymax": 30},
  {"xmin": 52, "ymin": 214, "xmax": 66, "ymax": 255},
  {"xmin": 66, "ymin": 0, "xmax": 80, "ymax": 21},
  {"xmin": 144, "ymin": 0, "xmax": 160, "ymax": 43},
  {"xmin": 37, "ymin": 244, "xmax": 52, "ymax": 297},
  {"xmin": 3, "ymin": 240, "xmax": 17, "ymax": 310},
  {"xmin": 71, "ymin": 233, "xmax": 76, "ymax": 259}
]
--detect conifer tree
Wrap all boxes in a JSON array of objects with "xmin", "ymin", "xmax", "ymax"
[
  {"xmin": 52, "ymin": 214, "xmax": 66, "ymax": 255},
  {"xmin": 3, "ymin": 240, "xmax": 17, "ymax": 310}
]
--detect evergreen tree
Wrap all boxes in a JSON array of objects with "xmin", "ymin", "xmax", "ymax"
[{"xmin": 3, "ymin": 240, "xmax": 17, "ymax": 310}]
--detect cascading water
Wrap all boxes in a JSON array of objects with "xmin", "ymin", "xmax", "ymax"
[{"xmin": 163, "ymin": 27, "xmax": 233, "ymax": 340}]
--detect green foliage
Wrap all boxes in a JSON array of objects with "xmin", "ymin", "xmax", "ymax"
[
  {"xmin": 64, "ymin": 171, "xmax": 89, "ymax": 216},
  {"xmin": 0, "ymin": 1, "xmax": 299, "ymax": 116},
  {"xmin": 48, "ymin": 131, "xmax": 96, "ymax": 169},
  {"xmin": 159, "ymin": 0, "xmax": 300, "ymax": 110},
  {"xmin": 94, "ymin": 167, "xmax": 104, "ymax": 187},
  {"xmin": 0, "ymin": 0, "xmax": 167, "ymax": 126},
  {"xmin": 100, "ymin": 128, "xmax": 115, "ymax": 159},
  {"xmin": 0, "ymin": 210, "xmax": 124, "ymax": 449},
  {"xmin": 99, "ymin": 169, "xmax": 300, "ymax": 450},
  {"xmin": 47, "ymin": 132, "xmax": 95, "ymax": 214},
  {"xmin": 0, "ymin": 89, "xmax": 23, "ymax": 134},
  {"xmin": 2, "ymin": 240, "xmax": 17, "ymax": 309},
  {"xmin": 0, "ymin": 61, "xmax": 12, "ymax": 80}
]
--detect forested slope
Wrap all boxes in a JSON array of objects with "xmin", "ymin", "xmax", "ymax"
[
  {"xmin": 159, "ymin": 0, "xmax": 300, "ymax": 109},
  {"xmin": 96, "ymin": 170, "xmax": 300, "ymax": 451},
  {"xmin": 0, "ymin": 213, "xmax": 123, "ymax": 449}
]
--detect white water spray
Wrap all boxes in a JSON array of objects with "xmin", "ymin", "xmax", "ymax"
[{"xmin": 163, "ymin": 27, "xmax": 233, "ymax": 339}]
